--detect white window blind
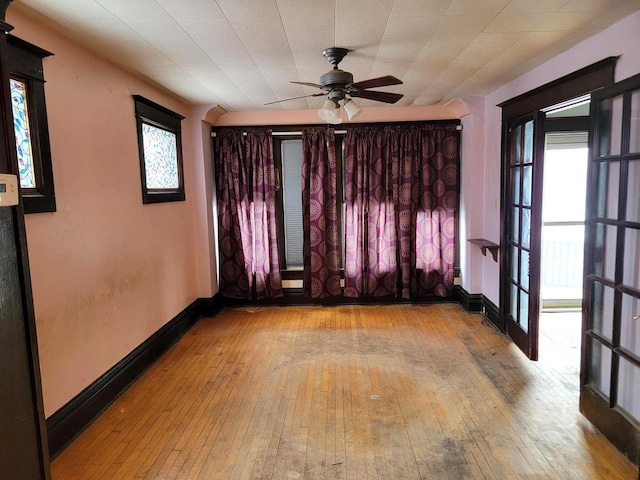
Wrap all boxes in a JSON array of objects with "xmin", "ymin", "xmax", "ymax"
[{"xmin": 281, "ymin": 139, "xmax": 304, "ymax": 269}]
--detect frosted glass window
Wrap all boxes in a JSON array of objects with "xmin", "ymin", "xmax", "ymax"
[
  {"xmin": 133, "ymin": 95, "xmax": 184, "ymax": 204},
  {"xmin": 10, "ymin": 78, "xmax": 36, "ymax": 189},
  {"xmin": 142, "ymin": 124, "xmax": 179, "ymax": 189},
  {"xmin": 7, "ymin": 37, "xmax": 56, "ymax": 213}
]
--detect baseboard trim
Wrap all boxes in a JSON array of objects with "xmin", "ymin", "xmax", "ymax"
[
  {"xmin": 46, "ymin": 293, "xmax": 224, "ymax": 458},
  {"xmin": 223, "ymin": 288, "xmax": 459, "ymax": 307},
  {"xmin": 455, "ymin": 286, "xmax": 483, "ymax": 313},
  {"xmin": 482, "ymin": 296, "xmax": 503, "ymax": 332}
]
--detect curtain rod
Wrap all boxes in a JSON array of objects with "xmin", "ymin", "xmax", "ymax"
[
  {"xmin": 211, "ymin": 125, "xmax": 462, "ymax": 138},
  {"xmin": 211, "ymin": 130, "xmax": 346, "ymax": 137}
]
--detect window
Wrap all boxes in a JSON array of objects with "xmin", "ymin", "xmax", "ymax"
[
  {"xmin": 133, "ymin": 95, "xmax": 185, "ymax": 204},
  {"xmin": 273, "ymin": 131, "xmax": 344, "ymax": 277},
  {"xmin": 7, "ymin": 35, "xmax": 56, "ymax": 213}
]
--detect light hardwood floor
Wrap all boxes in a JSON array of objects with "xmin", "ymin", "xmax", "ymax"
[{"xmin": 51, "ymin": 304, "xmax": 638, "ymax": 479}]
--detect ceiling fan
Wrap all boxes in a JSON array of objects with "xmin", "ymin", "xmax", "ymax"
[{"xmin": 266, "ymin": 47, "xmax": 404, "ymax": 123}]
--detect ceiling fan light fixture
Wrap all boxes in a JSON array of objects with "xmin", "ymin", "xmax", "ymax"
[
  {"xmin": 318, "ymin": 99, "xmax": 340, "ymax": 123},
  {"xmin": 343, "ymin": 98, "xmax": 362, "ymax": 120}
]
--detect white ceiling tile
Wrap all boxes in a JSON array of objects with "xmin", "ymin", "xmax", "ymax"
[
  {"xmin": 279, "ymin": 16, "xmax": 334, "ymax": 55},
  {"xmin": 216, "ymin": 0, "xmax": 281, "ymax": 22},
  {"xmin": 445, "ymin": 0, "xmax": 510, "ymax": 15},
  {"xmin": 469, "ymin": 32, "xmax": 529, "ymax": 50},
  {"xmin": 124, "ymin": 19, "xmax": 187, "ymax": 39},
  {"xmin": 503, "ymin": 0, "xmax": 571, "ymax": 14},
  {"xmin": 176, "ymin": 20, "xmax": 238, "ymax": 39},
  {"xmin": 96, "ymin": 0, "xmax": 172, "ymax": 21},
  {"xmin": 383, "ymin": 15, "xmax": 441, "ymax": 38},
  {"xmin": 420, "ymin": 33, "xmax": 477, "ymax": 52},
  {"xmin": 336, "ymin": 0, "xmax": 395, "ymax": 17},
  {"xmin": 182, "ymin": 64, "xmax": 226, "ymax": 77},
  {"xmin": 377, "ymin": 37, "xmax": 426, "ymax": 63},
  {"xmin": 156, "ymin": 0, "xmax": 226, "ymax": 21},
  {"xmin": 403, "ymin": 63, "xmax": 446, "ymax": 87},
  {"xmin": 533, "ymin": 11, "xmax": 600, "ymax": 31},
  {"xmin": 485, "ymin": 13, "xmax": 553, "ymax": 32},
  {"xmin": 145, "ymin": 36, "xmax": 213, "ymax": 65},
  {"xmin": 231, "ymin": 22, "xmax": 290, "ymax": 56},
  {"xmin": 450, "ymin": 49, "xmax": 504, "ymax": 69},
  {"xmin": 391, "ymin": 0, "xmax": 453, "ymax": 16},
  {"xmin": 432, "ymin": 15, "xmax": 494, "ymax": 35},
  {"xmin": 275, "ymin": 0, "xmax": 335, "ymax": 19},
  {"xmin": 148, "ymin": 75, "xmax": 217, "ymax": 103},
  {"xmin": 559, "ymin": 0, "xmax": 627, "ymax": 12},
  {"xmin": 129, "ymin": 53, "xmax": 175, "ymax": 66},
  {"xmin": 139, "ymin": 65, "xmax": 187, "ymax": 76},
  {"xmin": 335, "ymin": 16, "xmax": 389, "ymax": 46},
  {"xmin": 193, "ymin": 36, "xmax": 254, "ymax": 65},
  {"xmin": 193, "ymin": 76, "xmax": 235, "ymax": 89},
  {"xmin": 370, "ymin": 62, "xmax": 414, "ymax": 79}
]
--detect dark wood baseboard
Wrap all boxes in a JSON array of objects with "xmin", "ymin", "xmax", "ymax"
[
  {"xmin": 455, "ymin": 286, "xmax": 483, "ymax": 313},
  {"xmin": 580, "ymin": 386, "xmax": 639, "ymax": 465},
  {"xmin": 482, "ymin": 296, "xmax": 502, "ymax": 332},
  {"xmin": 46, "ymin": 293, "xmax": 224, "ymax": 458},
  {"xmin": 223, "ymin": 288, "xmax": 459, "ymax": 307}
]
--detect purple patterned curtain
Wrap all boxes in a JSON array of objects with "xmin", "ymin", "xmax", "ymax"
[
  {"xmin": 344, "ymin": 124, "xmax": 458, "ymax": 299},
  {"xmin": 215, "ymin": 130, "xmax": 283, "ymax": 299},
  {"xmin": 414, "ymin": 125, "xmax": 459, "ymax": 297},
  {"xmin": 301, "ymin": 129, "xmax": 341, "ymax": 298}
]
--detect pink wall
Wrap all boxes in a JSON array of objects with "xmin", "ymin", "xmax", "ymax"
[
  {"xmin": 476, "ymin": 10, "xmax": 640, "ymax": 305},
  {"xmin": 459, "ymin": 96, "xmax": 487, "ymax": 295},
  {"xmin": 7, "ymin": 9, "xmax": 213, "ymax": 416}
]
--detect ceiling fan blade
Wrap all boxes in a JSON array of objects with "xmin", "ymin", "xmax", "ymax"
[
  {"xmin": 290, "ymin": 81, "xmax": 323, "ymax": 89},
  {"xmin": 264, "ymin": 92, "xmax": 324, "ymax": 105},
  {"xmin": 350, "ymin": 75, "xmax": 403, "ymax": 90},
  {"xmin": 351, "ymin": 90, "xmax": 404, "ymax": 104}
]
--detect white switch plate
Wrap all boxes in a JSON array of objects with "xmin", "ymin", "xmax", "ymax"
[{"xmin": 0, "ymin": 173, "xmax": 19, "ymax": 206}]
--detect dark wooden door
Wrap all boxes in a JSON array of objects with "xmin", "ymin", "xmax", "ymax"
[
  {"xmin": 580, "ymin": 72, "xmax": 640, "ymax": 463},
  {"xmin": 0, "ymin": 3, "xmax": 51, "ymax": 479},
  {"xmin": 501, "ymin": 112, "xmax": 545, "ymax": 360}
]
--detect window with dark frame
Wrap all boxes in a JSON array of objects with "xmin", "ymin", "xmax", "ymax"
[
  {"xmin": 7, "ymin": 35, "xmax": 56, "ymax": 214},
  {"xmin": 273, "ymin": 132, "xmax": 344, "ymax": 279},
  {"xmin": 133, "ymin": 95, "xmax": 185, "ymax": 204}
]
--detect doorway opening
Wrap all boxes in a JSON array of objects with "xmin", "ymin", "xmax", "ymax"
[{"xmin": 539, "ymin": 97, "xmax": 589, "ymax": 368}]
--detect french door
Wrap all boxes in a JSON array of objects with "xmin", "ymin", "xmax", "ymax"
[
  {"xmin": 581, "ymin": 72, "xmax": 640, "ymax": 462},
  {"xmin": 502, "ymin": 112, "xmax": 545, "ymax": 360}
]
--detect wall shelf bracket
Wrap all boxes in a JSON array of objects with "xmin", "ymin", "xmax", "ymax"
[{"xmin": 468, "ymin": 238, "xmax": 500, "ymax": 262}]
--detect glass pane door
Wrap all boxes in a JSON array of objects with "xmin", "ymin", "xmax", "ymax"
[
  {"xmin": 581, "ymin": 73, "xmax": 640, "ymax": 463},
  {"xmin": 502, "ymin": 114, "xmax": 543, "ymax": 359}
]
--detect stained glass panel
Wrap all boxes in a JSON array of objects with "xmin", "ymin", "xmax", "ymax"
[
  {"xmin": 10, "ymin": 78, "xmax": 36, "ymax": 189},
  {"xmin": 142, "ymin": 123, "xmax": 179, "ymax": 189}
]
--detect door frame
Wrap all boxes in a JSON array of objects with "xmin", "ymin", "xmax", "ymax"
[
  {"xmin": 495, "ymin": 58, "xmax": 617, "ymax": 361},
  {"xmin": 0, "ymin": 2, "xmax": 51, "ymax": 478}
]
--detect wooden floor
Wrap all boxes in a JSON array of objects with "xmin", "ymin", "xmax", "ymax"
[{"xmin": 51, "ymin": 304, "xmax": 638, "ymax": 479}]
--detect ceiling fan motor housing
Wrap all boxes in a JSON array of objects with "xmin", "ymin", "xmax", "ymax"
[{"xmin": 320, "ymin": 69, "xmax": 354, "ymax": 100}]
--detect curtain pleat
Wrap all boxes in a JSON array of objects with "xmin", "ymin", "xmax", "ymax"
[
  {"xmin": 215, "ymin": 130, "xmax": 283, "ymax": 299},
  {"xmin": 344, "ymin": 124, "xmax": 458, "ymax": 298},
  {"xmin": 301, "ymin": 129, "xmax": 341, "ymax": 298}
]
